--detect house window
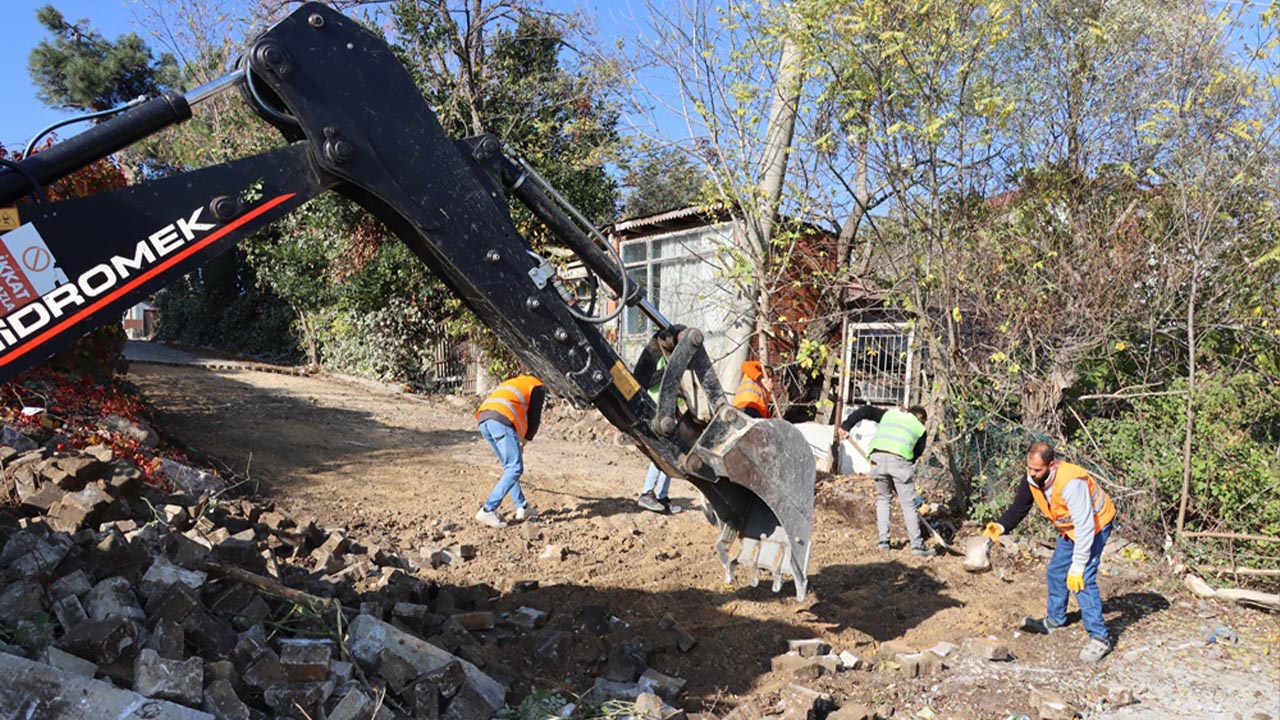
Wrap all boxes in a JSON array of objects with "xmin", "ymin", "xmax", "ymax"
[
  {"xmin": 620, "ymin": 234, "xmax": 715, "ymax": 338},
  {"xmin": 843, "ymin": 322, "xmax": 914, "ymax": 406}
]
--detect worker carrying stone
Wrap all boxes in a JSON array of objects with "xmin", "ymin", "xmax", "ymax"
[
  {"xmin": 837, "ymin": 404, "xmax": 934, "ymax": 557},
  {"xmin": 983, "ymin": 441, "xmax": 1117, "ymax": 663}
]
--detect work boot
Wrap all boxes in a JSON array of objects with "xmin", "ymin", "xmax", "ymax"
[
  {"xmin": 637, "ymin": 492, "xmax": 665, "ymax": 513},
  {"xmin": 515, "ymin": 505, "xmax": 537, "ymax": 522},
  {"xmin": 912, "ymin": 546, "xmax": 938, "ymax": 557},
  {"xmin": 474, "ymin": 508, "xmax": 507, "ymax": 528},
  {"xmin": 1020, "ymin": 616, "xmax": 1062, "ymax": 635},
  {"xmin": 1079, "ymin": 637, "xmax": 1112, "ymax": 663}
]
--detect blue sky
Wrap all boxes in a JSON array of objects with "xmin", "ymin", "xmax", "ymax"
[
  {"xmin": 0, "ymin": 0, "xmax": 139, "ymax": 150},
  {"xmin": 0, "ymin": 0, "xmax": 651, "ymax": 152}
]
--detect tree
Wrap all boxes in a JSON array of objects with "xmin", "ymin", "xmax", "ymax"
[
  {"xmin": 621, "ymin": 144, "xmax": 707, "ymax": 219},
  {"xmin": 27, "ymin": 5, "xmax": 177, "ymax": 112},
  {"xmin": 616, "ymin": 0, "xmax": 811, "ymax": 403}
]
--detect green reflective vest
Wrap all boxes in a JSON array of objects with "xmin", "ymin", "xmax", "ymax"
[
  {"xmin": 867, "ymin": 408, "xmax": 925, "ymax": 461},
  {"xmin": 648, "ymin": 357, "xmax": 686, "ymax": 411}
]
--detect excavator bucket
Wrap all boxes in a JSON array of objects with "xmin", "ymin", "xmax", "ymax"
[{"xmin": 685, "ymin": 405, "xmax": 816, "ymax": 600}]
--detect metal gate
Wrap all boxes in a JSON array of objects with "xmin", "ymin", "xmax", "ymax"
[{"xmin": 840, "ymin": 322, "xmax": 914, "ymax": 406}]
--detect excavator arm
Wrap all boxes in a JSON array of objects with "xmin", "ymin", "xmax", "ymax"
[{"xmin": 0, "ymin": 3, "xmax": 815, "ymax": 599}]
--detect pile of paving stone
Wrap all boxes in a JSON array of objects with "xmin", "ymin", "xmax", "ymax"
[{"xmin": 0, "ymin": 423, "xmax": 520, "ymax": 719}]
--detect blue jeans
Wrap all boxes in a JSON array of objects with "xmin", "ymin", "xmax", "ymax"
[
  {"xmin": 479, "ymin": 419, "xmax": 527, "ymax": 512},
  {"xmin": 1046, "ymin": 523, "xmax": 1113, "ymax": 642},
  {"xmin": 642, "ymin": 463, "xmax": 670, "ymax": 500}
]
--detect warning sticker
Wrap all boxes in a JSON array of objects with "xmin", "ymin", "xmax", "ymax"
[
  {"xmin": 0, "ymin": 208, "xmax": 17, "ymax": 231},
  {"xmin": 0, "ymin": 224, "xmax": 67, "ymax": 313}
]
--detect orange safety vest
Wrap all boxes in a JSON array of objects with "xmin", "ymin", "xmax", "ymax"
[
  {"xmin": 476, "ymin": 375, "xmax": 543, "ymax": 440},
  {"xmin": 1029, "ymin": 461, "xmax": 1116, "ymax": 540},
  {"xmin": 732, "ymin": 361, "xmax": 772, "ymax": 419}
]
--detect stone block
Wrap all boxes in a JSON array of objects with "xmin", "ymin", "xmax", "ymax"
[
  {"xmin": 16, "ymin": 470, "xmax": 62, "ymax": 511},
  {"xmin": 0, "ymin": 652, "xmax": 214, "ymax": 719},
  {"xmin": 532, "ymin": 630, "xmax": 573, "ymax": 667},
  {"xmin": 55, "ymin": 615, "xmax": 139, "ymax": 665},
  {"xmin": 58, "ymin": 456, "xmax": 108, "ymax": 486},
  {"xmin": 422, "ymin": 660, "xmax": 466, "ymax": 699},
  {"xmin": 787, "ymin": 638, "xmax": 828, "ymax": 657},
  {"xmin": 89, "ymin": 530, "xmax": 147, "ymax": 583},
  {"xmin": 928, "ymin": 641, "xmax": 958, "ymax": 657},
  {"xmin": 135, "ymin": 648, "xmax": 203, "ymax": 706},
  {"xmin": 52, "ymin": 594, "xmax": 89, "ymax": 631},
  {"xmin": 895, "ymin": 651, "xmax": 943, "ymax": 678},
  {"xmin": 837, "ymin": 651, "xmax": 865, "ymax": 670},
  {"xmin": 442, "ymin": 683, "xmax": 494, "ymax": 720},
  {"xmin": 0, "ymin": 579, "xmax": 45, "ymax": 625},
  {"xmin": 657, "ymin": 614, "xmax": 697, "ymax": 653},
  {"xmin": 538, "ymin": 544, "xmax": 566, "ymax": 562},
  {"xmin": 86, "ymin": 576, "xmax": 145, "ymax": 623},
  {"xmin": 50, "ymin": 569, "xmax": 93, "ymax": 600},
  {"xmin": 2, "ymin": 425, "xmax": 39, "ymax": 452},
  {"xmin": 106, "ymin": 460, "xmax": 143, "ymax": 494},
  {"xmin": 277, "ymin": 635, "xmax": 332, "ymax": 681},
  {"xmin": 877, "ymin": 639, "xmax": 915, "ymax": 658},
  {"xmin": 49, "ymin": 483, "xmax": 113, "ymax": 532},
  {"xmin": 182, "ymin": 610, "xmax": 238, "ymax": 660},
  {"xmin": 263, "ymin": 681, "xmax": 333, "ymax": 719},
  {"xmin": 345, "ymin": 614, "xmax": 506, "ymax": 712},
  {"xmin": 780, "ymin": 683, "xmax": 833, "ymax": 720},
  {"xmin": 158, "ymin": 459, "xmax": 225, "ymax": 500},
  {"xmin": 420, "ymin": 545, "xmax": 447, "ymax": 569},
  {"xmin": 639, "ymin": 668, "xmax": 686, "ymax": 701},
  {"xmin": 206, "ymin": 660, "xmax": 234, "ymax": 683},
  {"xmin": 330, "ymin": 659, "xmax": 354, "ymax": 684},
  {"xmin": 140, "ymin": 556, "xmax": 207, "ymax": 604},
  {"xmin": 379, "ymin": 647, "xmax": 420, "ymax": 693},
  {"xmin": 230, "ymin": 594, "xmax": 271, "ymax": 631},
  {"xmin": 815, "ymin": 654, "xmax": 841, "ymax": 674},
  {"xmin": 148, "ymin": 583, "xmax": 200, "ymax": 627},
  {"xmin": 243, "ymin": 649, "xmax": 286, "ymax": 690},
  {"xmin": 231, "ymin": 625, "xmax": 267, "ymax": 669},
  {"xmin": 452, "ymin": 611, "xmax": 496, "ymax": 631},
  {"xmin": 509, "ymin": 606, "xmax": 548, "ymax": 630},
  {"xmin": 203, "ymin": 679, "xmax": 251, "ymax": 720},
  {"xmin": 172, "ymin": 531, "xmax": 213, "ymax": 568},
  {"xmin": 1106, "ymin": 684, "xmax": 1134, "ymax": 707},
  {"xmin": 329, "ymin": 686, "xmax": 376, "ymax": 720},
  {"xmin": 145, "ymin": 619, "xmax": 186, "ymax": 660},
  {"xmin": 411, "ymin": 678, "xmax": 441, "ymax": 720},
  {"xmin": 635, "ymin": 692, "xmax": 666, "ymax": 720},
  {"xmin": 40, "ymin": 645, "xmax": 98, "ymax": 678},
  {"xmin": 605, "ymin": 639, "xmax": 651, "ymax": 682},
  {"xmin": 962, "ymin": 637, "xmax": 1010, "ymax": 661},
  {"xmin": 770, "ymin": 654, "xmax": 822, "ymax": 681},
  {"xmin": 3, "ymin": 531, "xmax": 71, "ymax": 575},
  {"xmin": 1030, "ymin": 688, "xmax": 1077, "ymax": 720}
]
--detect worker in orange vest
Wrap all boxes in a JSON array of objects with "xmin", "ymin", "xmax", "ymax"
[
  {"xmin": 474, "ymin": 375, "xmax": 546, "ymax": 528},
  {"xmin": 732, "ymin": 360, "xmax": 773, "ymax": 419},
  {"xmin": 984, "ymin": 442, "xmax": 1117, "ymax": 663}
]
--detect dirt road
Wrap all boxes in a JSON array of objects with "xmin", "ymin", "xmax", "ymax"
[{"xmin": 127, "ymin": 363, "xmax": 1279, "ymax": 719}]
